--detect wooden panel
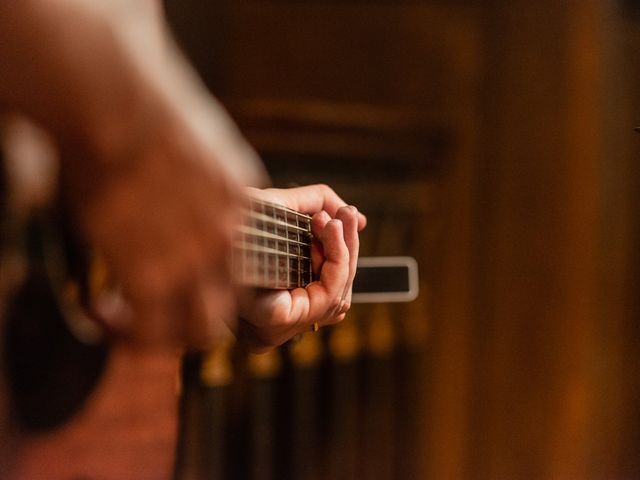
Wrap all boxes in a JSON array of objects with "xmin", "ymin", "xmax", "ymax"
[
  {"xmin": 167, "ymin": 1, "xmax": 640, "ymax": 478},
  {"xmin": 429, "ymin": 1, "xmax": 640, "ymax": 479},
  {"xmin": 166, "ymin": 3, "xmax": 480, "ymax": 480},
  {"xmin": 166, "ymin": 1, "xmax": 478, "ymax": 170}
]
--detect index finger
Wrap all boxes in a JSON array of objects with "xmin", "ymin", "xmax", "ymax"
[{"xmin": 273, "ymin": 184, "xmax": 367, "ymax": 231}]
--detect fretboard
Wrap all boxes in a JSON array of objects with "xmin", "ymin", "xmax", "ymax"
[{"xmin": 234, "ymin": 198, "xmax": 313, "ymax": 289}]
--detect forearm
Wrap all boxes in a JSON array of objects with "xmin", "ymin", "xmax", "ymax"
[
  {"xmin": 0, "ymin": 1, "xmax": 152, "ymax": 155},
  {"xmin": 0, "ymin": 0, "xmax": 261, "ymax": 183}
]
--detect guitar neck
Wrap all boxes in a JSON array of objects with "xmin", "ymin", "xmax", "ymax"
[{"xmin": 234, "ymin": 198, "xmax": 313, "ymax": 290}]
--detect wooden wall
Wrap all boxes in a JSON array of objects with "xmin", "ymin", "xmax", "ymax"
[
  {"xmin": 167, "ymin": 1, "xmax": 640, "ymax": 478},
  {"xmin": 437, "ymin": 1, "xmax": 640, "ymax": 478}
]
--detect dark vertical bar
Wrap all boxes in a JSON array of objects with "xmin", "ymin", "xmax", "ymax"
[
  {"xmin": 358, "ymin": 307, "xmax": 396, "ymax": 480},
  {"xmin": 246, "ymin": 350, "xmax": 282, "ymax": 480},
  {"xmin": 174, "ymin": 345, "xmax": 234, "ymax": 480},
  {"xmin": 203, "ymin": 345, "xmax": 235, "ymax": 480},
  {"xmin": 393, "ymin": 302, "xmax": 428, "ymax": 480},
  {"xmin": 324, "ymin": 320, "xmax": 361, "ymax": 480},
  {"xmin": 287, "ymin": 333, "xmax": 323, "ymax": 480},
  {"xmin": 173, "ymin": 353, "xmax": 201, "ymax": 480},
  {"xmin": 0, "ymin": 143, "xmax": 6, "ymax": 235}
]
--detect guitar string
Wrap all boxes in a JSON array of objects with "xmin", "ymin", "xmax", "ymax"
[
  {"xmin": 238, "ymin": 197, "xmax": 313, "ymax": 288},
  {"xmin": 237, "ymin": 226, "xmax": 311, "ymax": 248},
  {"xmin": 261, "ymin": 200, "xmax": 267, "ymax": 288},
  {"xmin": 285, "ymin": 210, "xmax": 290, "ymax": 287},
  {"xmin": 243, "ymin": 210, "xmax": 311, "ymax": 234},
  {"xmin": 249, "ymin": 197, "xmax": 313, "ymax": 222},
  {"xmin": 296, "ymin": 213, "xmax": 301, "ymax": 288}
]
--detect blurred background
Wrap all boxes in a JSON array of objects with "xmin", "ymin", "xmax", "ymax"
[{"xmin": 165, "ymin": 1, "xmax": 640, "ymax": 478}]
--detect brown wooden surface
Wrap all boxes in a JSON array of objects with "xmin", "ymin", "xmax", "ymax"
[
  {"xmin": 9, "ymin": 345, "xmax": 180, "ymax": 480},
  {"xmin": 431, "ymin": 1, "xmax": 640, "ymax": 478},
  {"xmin": 468, "ymin": 2, "xmax": 600, "ymax": 477},
  {"xmin": 9, "ymin": 1, "xmax": 625, "ymax": 478},
  {"xmin": 7, "ymin": 0, "xmax": 634, "ymax": 477},
  {"xmin": 6, "ymin": 0, "xmax": 637, "ymax": 477}
]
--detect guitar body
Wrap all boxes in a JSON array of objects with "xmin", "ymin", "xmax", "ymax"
[
  {"xmin": 0, "ymin": 117, "xmax": 312, "ymax": 480},
  {"xmin": 0, "ymin": 242, "xmax": 180, "ymax": 480},
  {"xmin": 1, "ymin": 119, "xmax": 180, "ymax": 480},
  {"xmin": 6, "ymin": 345, "xmax": 180, "ymax": 480},
  {"xmin": 1, "ymin": 118, "xmax": 418, "ymax": 480}
]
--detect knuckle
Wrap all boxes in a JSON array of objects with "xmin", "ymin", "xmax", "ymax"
[
  {"xmin": 338, "ymin": 205, "xmax": 359, "ymax": 227},
  {"xmin": 328, "ymin": 218, "xmax": 343, "ymax": 231},
  {"xmin": 316, "ymin": 183, "xmax": 338, "ymax": 200},
  {"xmin": 330, "ymin": 296, "xmax": 342, "ymax": 311},
  {"xmin": 338, "ymin": 204, "xmax": 355, "ymax": 214}
]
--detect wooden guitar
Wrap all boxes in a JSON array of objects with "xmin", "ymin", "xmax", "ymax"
[
  {"xmin": 1, "ymin": 185, "xmax": 318, "ymax": 479},
  {"xmin": 0, "ymin": 126, "xmax": 417, "ymax": 480}
]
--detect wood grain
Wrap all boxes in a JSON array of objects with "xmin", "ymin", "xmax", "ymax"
[{"xmin": 9, "ymin": 345, "xmax": 180, "ymax": 480}]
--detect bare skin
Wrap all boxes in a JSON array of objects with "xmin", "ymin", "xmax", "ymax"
[
  {"xmin": 242, "ymin": 186, "xmax": 365, "ymax": 351},
  {"xmin": 0, "ymin": 0, "xmax": 364, "ymax": 350}
]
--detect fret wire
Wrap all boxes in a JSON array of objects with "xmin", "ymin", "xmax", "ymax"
[
  {"xmin": 247, "ymin": 197, "xmax": 263, "ymax": 284},
  {"xmin": 247, "ymin": 197, "xmax": 254, "ymax": 287},
  {"xmin": 296, "ymin": 214, "xmax": 301, "ymax": 288},
  {"xmin": 251, "ymin": 199, "xmax": 258, "ymax": 285},
  {"xmin": 240, "ymin": 231, "xmax": 246, "ymax": 285},
  {"xmin": 250, "ymin": 197, "xmax": 259, "ymax": 287},
  {"xmin": 285, "ymin": 213, "xmax": 290, "ymax": 287},
  {"xmin": 232, "ymin": 197, "xmax": 314, "ymax": 289},
  {"xmin": 260, "ymin": 200, "xmax": 266, "ymax": 288},
  {"xmin": 271, "ymin": 203, "xmax": 279, "ymax": 288},
  {"xmin": 307, "ymin": 235, "xmax": 312, "ymax": 285}
]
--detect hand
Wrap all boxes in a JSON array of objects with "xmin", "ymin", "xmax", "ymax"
[
  {"xmin": 63, "ymin": 111, "xmax": 264, "ymax": 349},
  {"xmin": 237, "ymin": 185, "xmax": 366, "ymax": 352},
  {"xmin": 1, "ymin": 0, "xmax": 266, "ymax": 348}
]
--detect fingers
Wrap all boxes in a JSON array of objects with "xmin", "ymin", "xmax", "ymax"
[
  {"xmin": 236, "ymin": 218, "xmax": 351, "ymax": 352},
  {"xmin": 115, "ymin": 186, "xmax": 238, "ymax": 347},
  {"xmin": 113, "ymin": 183, "xmax": 362, "ymax": 351},
  {"xmin": 293, "ymin": 184, "xmax": 366, "ymax": 231},
  {"xmin": 111, "ymin": 258, "xmax": 236, "ymax": 348},
  {"xmin": 304, "ymin": 218, "xmax": 350, "ymax": 324},
  {"xmin": 236, "ymin": 194, "xmax": 362, "ymax": 351},
  {"xmin": 249, "ymin": 184, "xmax": 367, "ymax": 231},
  {"xmin": 311, "ymin": 210, "xmax": 331, "ymax": 275},
  {"xmin": 309, "ymin": 206, "xmax": 358, "ymax": 318},
  {"xmin": 236, "ymin": 290, "xmax": 298, "ymax": 351},
  {"xmin": 335, "ymin": 205, "xmax": 359, "ymax": 310}
]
